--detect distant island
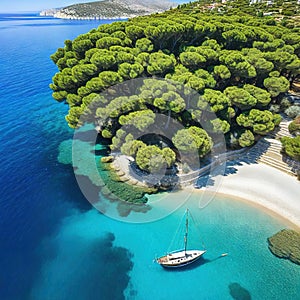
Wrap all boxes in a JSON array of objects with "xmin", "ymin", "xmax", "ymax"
[{"xmin": 40, "ymin": 0, "xmax": 175, "ymax": 20}]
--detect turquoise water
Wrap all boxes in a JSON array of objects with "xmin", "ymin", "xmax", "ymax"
[
  {"xmin": 30, "ymin": 192, "xmax": 300, "ymax": 300},
  {"xmin": 0, "ymin": 13, "xmax": 300, "ymax": 300}
]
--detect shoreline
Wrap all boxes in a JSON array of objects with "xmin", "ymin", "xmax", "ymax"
[
  {"xmin": 194, "ymin": 162, "xmax": 300, "ymax": 230},
  {"xmin": 112, "ymin": 154, "xmax": 300, "ymax": 228},
  {"xmin": 195, "ymin": 189, "xmax": 300, "ymax": 231}
]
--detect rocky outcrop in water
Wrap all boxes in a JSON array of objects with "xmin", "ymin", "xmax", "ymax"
[{"xmin": 268, "ymin": 229, "xmax": 300, "ymax": 265}]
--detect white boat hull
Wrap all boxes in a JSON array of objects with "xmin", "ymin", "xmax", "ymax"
[{"xmin": 156, "ymin": 250, "xmax": 206, "ymax": 268}]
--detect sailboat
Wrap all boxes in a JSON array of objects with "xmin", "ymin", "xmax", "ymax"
[{"xmin": 156, "ymin": 209, "xmax": 206, "ymax": 268}]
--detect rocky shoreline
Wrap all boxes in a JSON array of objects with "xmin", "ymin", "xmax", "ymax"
[{"xmin": 51, "ymin": 12, "xmax": 130, "ymax": 20}]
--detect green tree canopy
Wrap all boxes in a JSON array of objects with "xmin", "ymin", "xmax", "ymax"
[
  {"xmin": 147, "ymin": 52, "xmax": 176, "ymax": 76},
  {"xmin": 281, "ymin": 136, "xmax": 300, "ymax": 161},
  {"xmin": 119, "ymin": 109, "xmax": 155, "ymax": 131},
  {"xmin": 201, "ymin": 89, "xmax": 230, "ymax": 113},
  {"xmin": 172, "ymin": 126, "xmax": 212, "ymax": 157},
  {"xmin": 237, "ymin": 109, "xmax": 281, "ymax": 135},
  {"xmin": 96, "ymin": 37, "xmax": 122, "ymax": 49},
  {"xmin": 263, "ymin": 76, "xmax": 290, "ymax": 97},
  {"xmin": 118, "ymin": 62, "xmax": 144, "ymax": 79},
  {"xmin": 72, "ymin": 39, "xmax": 93, "ymax": 56},
  {"xmin": 179, "ymin": 51, "xmax": 206, "ymax": 71},
  {"xmin": 90, "ymin": 50, "xmax": 116, "ymax": 69},
  {"xmin": 209, "ymin": 118, "xmax": 231, "ymax": 134},
  {"xmin": 153, "ymin": 91, "xmax": 186, "ymax": 114},
  {"xmin": 72, "ymin": 63, "xmax": 98, "ymax": 83},
  {"xmin": 135, "ymin": 38, "xmax": 154, "ymax": 53},
  {"xmin": 135, "ymin": 145, "xmax": 176, "ymax": 173},
  {"xmin": 50, "ymin": 4, "xmax": 299, "ymax": 171},
  {"xmin": 213, "ymin": 65, "xmax": 231, "ymax": 80},
  {"xmin": 224, "ymin": 86, "xmax": 257, "ymax": 110},
  {"xmin": 238, "ymin": 130, "xmax": 255, "ymax": 147},
  {"xmin": 125, "ymin": 25, "xmax": 145, "ymax": 42},
  {"xmin": 243, "ymin": 84, "xmax": 271, "ymax": 107},
  {"xmin": 288, "ymin": 116, "xmax": 300, "ymax": 136},
  {"xmin": 121, "ymin": 139, "xmax": 146, "ymax": 157}
]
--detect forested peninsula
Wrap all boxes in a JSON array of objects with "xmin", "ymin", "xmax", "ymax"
[{"xmin": 50, "ymin": 0, "xmax": 300, "ymax": 200}]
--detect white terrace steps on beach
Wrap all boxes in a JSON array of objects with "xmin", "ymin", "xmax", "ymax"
[
  {"xmin": 259, "ymin": 156, "xmax": 296, "ymax": 176},
  {"xmin": 275, "ymin": 131, "xmax": 292, "ymax": 139},
  {"xmin": 266, "ymin": 146, "xmax": 282, "ymax": 153},
  {"xmin": 253, "ymin": 120, "xmax": 297, "ymax": 176},
  {"xmin": 257, "ymin": 156, "xmax": 295, "ymax": 176},
  {"xmin": 247, "ymin": 141, "xmax": 295, "ymax": 175},
  {"xmin": 262, "ymin": 150, "xmax": 283, "ymax": 161},
  {"xmin": 243, "ymin": 120, "xmax": 298, "ymax": 176},
  {"xmin": 258, "ymin": 154, "xmax": 294, "ymax": 175},
  {"xmin": 274, "ymin": 120, "xmax": 293, "ymax": 139}
]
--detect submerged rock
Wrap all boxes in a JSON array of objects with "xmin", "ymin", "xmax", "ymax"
[
  {"xmin": 101, "ymin": 156, "xmax": 114, "ymax": 163},
  {"xmin": 268, "ymin": 229, "xmax": 300, "ymax": 265},
  {"xmin": 57, "ymin": 139, "xmax": 73, "ymax": 165},
  {"xmin": 229, "ymin": 282, "xmax": 251, "ymax": 300}
]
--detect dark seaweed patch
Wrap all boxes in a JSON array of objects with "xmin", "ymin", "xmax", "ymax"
[{"xmin": 229, "ymin": 282, "xmax": 251, "ymax": 300}]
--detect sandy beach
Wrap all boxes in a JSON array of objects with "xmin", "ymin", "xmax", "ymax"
[
  {"xmin": 112, "ymin": 154, "xmax": 300, "ymax": 227},
  {"xmin": 201, "ymin": 162, "xmax": 300, "ymax": 229}
]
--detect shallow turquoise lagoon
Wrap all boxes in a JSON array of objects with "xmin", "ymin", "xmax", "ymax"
[{"xmin": 30, "ymin": 191, "xmax": 300, "ymax": 300}]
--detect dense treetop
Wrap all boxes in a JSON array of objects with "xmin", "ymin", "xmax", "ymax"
[
  {"xmin": 281, "ymin": 136, "xmax": 300, "ymax": 162},
  {"xmin": 50, "ymin": 0, "xmax": 300, "ymax": 172}
]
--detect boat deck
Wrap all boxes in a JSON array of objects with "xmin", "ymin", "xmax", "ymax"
[{"xmin": 157, "ymin": 250, "xmax": 206, "ymax": 267}]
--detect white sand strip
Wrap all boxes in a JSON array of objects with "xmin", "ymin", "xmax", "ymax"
[
  {"xmin": 208, "ymin": 162, "xmax": 300, "ymax": 228},
  {"xmin": 113, "ymin": 154, "xmax": 300, "ymax": 227}
]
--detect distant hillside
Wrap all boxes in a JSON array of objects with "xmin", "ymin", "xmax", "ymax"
[
  {"xmin": 40, "ymin": 8, "xmax": 60, "ymax": 17},
  {"xmin": 41, "ymin": 0, "xmax": 175, "ymax": 20}
]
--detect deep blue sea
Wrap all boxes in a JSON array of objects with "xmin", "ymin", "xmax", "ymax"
[{"xmin": 0, "ymin": 13, "xmax": 300, "ymax": 300}]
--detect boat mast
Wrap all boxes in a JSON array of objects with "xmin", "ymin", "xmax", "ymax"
[{"xmin": 184, "ymin": 209, "xmax": 189, "ymax": 254}]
